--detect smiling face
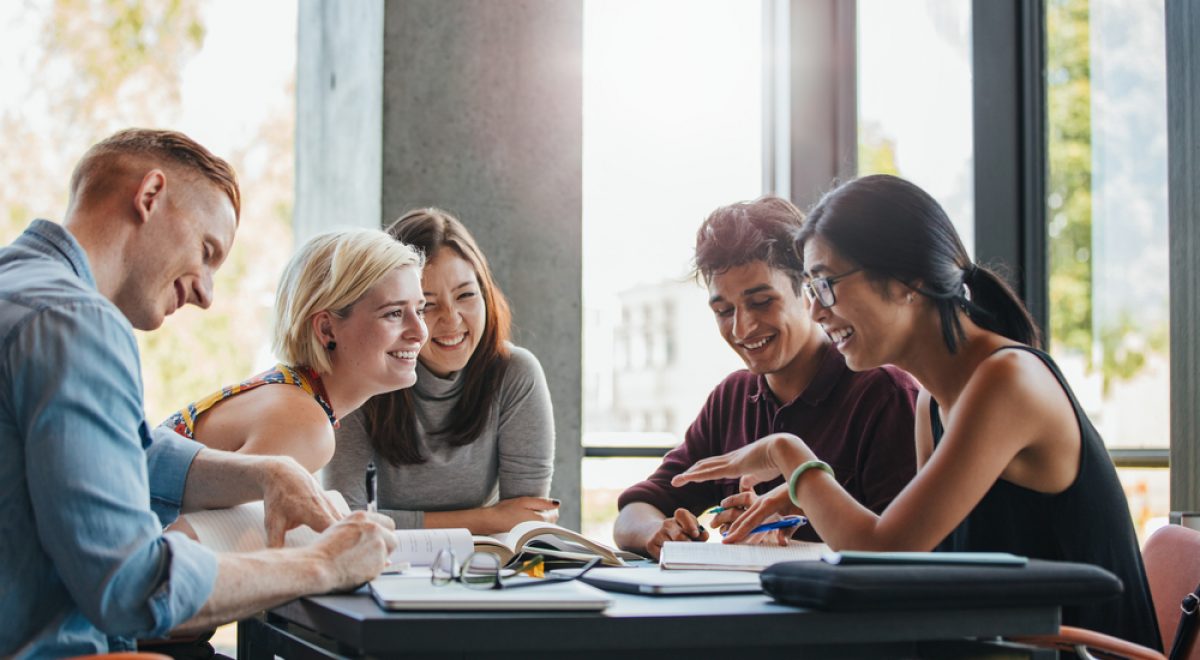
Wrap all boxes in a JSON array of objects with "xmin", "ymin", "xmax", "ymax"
[
  {"xmin": 326, "ymin": 266, "xmax": 428, "ymax": 393},
  {"xmin": 802, "ymin": 235, "xmax": 916, "ymax": 371},
  {"xmin": 707, "ymin": 260, "xmax": 820, "ymax": 383},
  {"xmin": 118, "ymin": 178, "xmax": 237, "ymax": 331},
  {"xmin": 418, "ymin": 250, "xmax": 486, "ymax": 377}
]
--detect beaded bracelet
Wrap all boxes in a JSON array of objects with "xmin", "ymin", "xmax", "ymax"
[{"xmin": 787, "ymin": 460, "xmax": 835, "ymax": 507}]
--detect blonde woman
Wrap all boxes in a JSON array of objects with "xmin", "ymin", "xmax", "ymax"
[
  {"xmin": 324, "ymin": 209, "xmax": 557, "ymax": 534},
  {"xmin": 162, "ymin": 229, "xmax": 428, "ymax": 473}
]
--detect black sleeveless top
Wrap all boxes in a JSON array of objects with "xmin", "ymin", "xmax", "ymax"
[{"xmin": 931, "ymin": 346, "xmax": 1161, "ymax": 650}]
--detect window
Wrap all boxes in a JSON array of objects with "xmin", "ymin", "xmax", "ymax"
[
  {"xmin": 857, "ymin": 0, "xmax": 974, "ymax": 248},
  {"xmin": 1045, "ymin": 0, "xmax": 1169, "ymax": 538},
  {"xmin": 0, "ymin": 2, "xmax": 296, "ymax": 652},
  {"xmin": 581, "ymin": 0, "xmax": 763, "ymax": 543}
]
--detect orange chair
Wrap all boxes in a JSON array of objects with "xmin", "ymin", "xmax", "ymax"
[{"xmin": 1013, "ymin": 524, "xmax": 1200, "ymax": 660}]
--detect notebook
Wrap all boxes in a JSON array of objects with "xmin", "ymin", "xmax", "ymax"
[
  {"xmin": 369, "ymin": 575, "xmax": 613, "ymax": 611},
  {"xmin": 659, "ymin": 540, "xmax": 828, "ymax": 571},
  {"xmin": 563, "ymin": 567, "xmax": 763, "ymax": 595}
]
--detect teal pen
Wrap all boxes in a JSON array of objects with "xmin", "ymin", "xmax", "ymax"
[{"xmin": 706, "ymin": 505, "xmax": 747, "ymax": 516}]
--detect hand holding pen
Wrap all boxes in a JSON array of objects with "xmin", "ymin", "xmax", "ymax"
[
  {"xmin": 719, "ymin": 482, "xmax": 807, "ymax": 545},
  {"xmin": 725, "ymin": 515, "xmax": 807, "ymax": 537},
  {"xmin": 706, "ymin": 479, "xmax": 760, "ymax": 534}
]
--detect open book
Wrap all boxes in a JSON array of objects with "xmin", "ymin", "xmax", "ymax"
[
  {"xmin": 181, "ymin": 500, "xmax": 635, "ymax": 568},
  {"xmin": 471, "ymin": 520, "xmax": 640, "ymax": 567},
  {"xmin": 180, "ymin": 491, "xmax": 353, "ymax": 551},
  {"xmin": 659, "ymin": 540, "xmax": 828, "ymax": 571}
]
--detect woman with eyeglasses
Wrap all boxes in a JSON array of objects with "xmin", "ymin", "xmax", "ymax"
[
  {"xmin": 323, "ymin": 208, "xmax": 558, "ymax": 535},
  {"xmin": 672, "ymin": 175, "xmax": 1160, "ymax": 650}
]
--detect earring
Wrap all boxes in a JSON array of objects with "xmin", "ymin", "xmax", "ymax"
[
  {"xmin": 906, "ymin": 292, "xmax": 914, "ymax": 304},
  {"xmin": 326, "ymin": 340, "xmax": 337, "ymax": 351}
]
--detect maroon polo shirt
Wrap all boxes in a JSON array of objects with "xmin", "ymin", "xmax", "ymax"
[{"xmin": 617, "ymin": 345, "xmax": 918, "ymax": 541}]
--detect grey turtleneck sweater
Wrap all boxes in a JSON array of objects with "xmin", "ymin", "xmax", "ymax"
[{"xmin": 322, "ymin": 345, "xmax": 555, "ymax": 528}]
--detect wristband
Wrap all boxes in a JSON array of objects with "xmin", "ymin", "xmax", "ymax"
[{"xmin": 787, "ymin": 460, "xmax": 835, "ymax": 507}]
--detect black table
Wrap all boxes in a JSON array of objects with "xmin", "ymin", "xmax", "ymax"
[{"xmin": 238, "ymin": 587, "xmax": 1059, "ymax": 659}]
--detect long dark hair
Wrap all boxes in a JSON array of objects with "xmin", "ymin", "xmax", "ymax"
[
  {"xmin": 362, "ymin": 208, "xmax": 513, "ymax": 465},
  {"xmin": 797, "ymin": 175, "xmax": 1040, "ymax": 353}
]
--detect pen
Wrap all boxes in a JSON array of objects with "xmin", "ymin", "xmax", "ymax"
[
  {"xmin": 706, "ymin": 505, "xmax": 747, "ymax": 516},
  {"xmin": 366, "ymin": 462, "xmax": 378, "ymax": 513},
  {"xmin": 723, "ymin": 515, "xmax": 807, "ymax": 537}
]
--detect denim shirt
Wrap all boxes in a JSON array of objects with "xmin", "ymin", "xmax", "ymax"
[{"xmin": 0, "ymin": 220, "xmax": 218, "ymax": 659}]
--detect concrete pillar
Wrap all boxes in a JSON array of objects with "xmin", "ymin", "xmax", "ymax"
[
  {"xmin": 297, "ymin": 0, "xmax": 584, "ymax": 529},
  {"xmin": 295, "ymin": 0, "xmax": 384, "ymax": 237}
]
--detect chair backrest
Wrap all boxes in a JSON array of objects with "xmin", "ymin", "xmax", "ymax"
[{"xmin": 1143, "ymin": 524, "xmax": 1200, "ymax": 659}]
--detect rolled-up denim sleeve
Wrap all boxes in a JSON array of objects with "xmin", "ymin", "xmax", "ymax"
[
  {"xmin": 146, "ymin": 425, "xmax": 205, "ymax": 526},
  {"xmin": 11, "ymin": 303, "xmax": 217, "ymax": 637}
]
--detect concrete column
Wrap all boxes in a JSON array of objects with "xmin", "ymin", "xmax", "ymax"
[
  {"xmin": 295, "ymin": 0, "xmax": 384, "ymax": 237},
  {"xmin": 297, "ymin": 0, "xmax": 584, "ymax": 529}
]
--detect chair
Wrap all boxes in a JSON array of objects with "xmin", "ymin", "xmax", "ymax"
[{"xmin": 1012, "ymin": 524, "xmax": 1200, "ymax": 660}]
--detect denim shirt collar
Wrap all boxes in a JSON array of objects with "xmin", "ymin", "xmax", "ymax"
[{"xmin": 19, "ymin": 219, "xmax": 97, "ymax": 290}]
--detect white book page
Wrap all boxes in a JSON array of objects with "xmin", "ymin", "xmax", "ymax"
[
  {"xmin": 390, "ymin": 528, "xmax": 473, "ymax": 567},
  {"xmin": 182, "ymin": 491, "xmax": 349, "ymax": 553},
  {"xmin": 185, "ymin": 500, "xmax": 274, "ymax": 552},
  {"xmin": 660, "ymin": 541, "xmax": 828, "ymax": 571}
]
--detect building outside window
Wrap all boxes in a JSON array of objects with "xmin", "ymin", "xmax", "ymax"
[{"xmin": 580, "ymin": 0, "xmax": 761, "ymax": 543}]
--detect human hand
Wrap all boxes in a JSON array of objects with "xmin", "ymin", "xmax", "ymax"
[
  {"xmin": 710, "ymin": 480, "xmax": 759, "ymax": 533},
  {"xmin": 310, "ymin": 511, "xmax": 398, "ymax": 591},
  {"xmin": 486, "ymin": 496, "xmax": 561, "ymax": 532},
  {"xmin": 722, "ymin": 483, "xmax": 801, "ymax": 545},
  {"xmin": 259, "ymin": 457, "xmax": 344, "ymax": 548},
  {"xmin": 671, "ymin": 434, "xmax": 797, "ymax": 489},
  {"xmin": 645, "ymin": 508, "xmax": 709, "ymax": 560}
]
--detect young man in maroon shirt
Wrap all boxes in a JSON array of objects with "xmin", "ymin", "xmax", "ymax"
[{"xmin": 613, "ymin": 196, "xmax": 918, "ymax": 559}]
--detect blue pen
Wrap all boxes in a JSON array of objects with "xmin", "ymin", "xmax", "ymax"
[{"xmin": 722, "ymin": 515, "xmax": 807, "ymax": 537}]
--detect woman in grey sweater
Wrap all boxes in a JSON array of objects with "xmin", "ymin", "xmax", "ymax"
[{"xmin": 323, "ymin": 208, "xmax": 557, "ymax": 534}]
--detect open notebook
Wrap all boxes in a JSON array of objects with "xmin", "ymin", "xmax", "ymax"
[
  {"xmin": 659, "ymin": 540, "xmax": 828, "ymax": 571},
  {"xmin": 180, "ymin": 493, "xmax": 466, "ymax": 570}
]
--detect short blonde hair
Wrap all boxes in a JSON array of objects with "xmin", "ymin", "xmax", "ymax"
[{"xmin": 273, "ymin": 229, "xmax": 424, "ymax": 373}]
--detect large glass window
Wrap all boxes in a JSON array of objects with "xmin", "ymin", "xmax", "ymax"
[
  {"xmin": 581, "ymin": 0, "xmax": 763, "ymax": 543},
  {"xmin": 0, "ymin": 2, "xmax": 295, "ymax": 652},
  {"xmin": 1045, "ymin": 0, "xmax": 1170, "ymax": 538},
  {"xmin": 856, "ymin": 0, "xmax": 974, "ymax": 249}
]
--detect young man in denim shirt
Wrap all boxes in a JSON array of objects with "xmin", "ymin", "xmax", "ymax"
[{"xmin": 0, "ymin": 129, "xmax": 398, "ymax": 659}]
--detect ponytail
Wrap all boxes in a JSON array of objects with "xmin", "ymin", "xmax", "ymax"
[
  {"xmin": 960, "ymin": 263, "xmax": 1041, "ymax": 349},
  {"xmin": 800, "ymin": 175, "xmax": 1042, "ymax": 355}
]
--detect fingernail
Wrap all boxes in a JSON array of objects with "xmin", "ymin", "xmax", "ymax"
[{"xmin": 551, "ymin": 499, "xmax": 561, "ymax": 506}]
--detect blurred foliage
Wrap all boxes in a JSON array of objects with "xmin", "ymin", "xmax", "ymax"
[
  {"xmin": 1046, "ymin": 0, "xmax": 1093, "ymax": 365},
  {"xmin": 1046, "ymin": 0, "xmax": 1167, "ymax": 394},
  {"xmin": 857, "ymin": 121, "xmax": 900, "ymax": 177},
  {"xmin": 0, "ymin": 0, "xmax": 294, "ymax": 422}
]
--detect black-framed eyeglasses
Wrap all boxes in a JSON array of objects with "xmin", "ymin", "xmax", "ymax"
[
  {"xmin": 430, "ymin": 549, "xmax": 601, "ymax": 590},
  {"xmin": 802, "ymin": 268, "xmax": 862, "ymax": 308}
]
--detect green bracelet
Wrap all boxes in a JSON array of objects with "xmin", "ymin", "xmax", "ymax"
[{"xmin": 787, "ymin": 460, "xmax": 835, "ymax": 507}]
